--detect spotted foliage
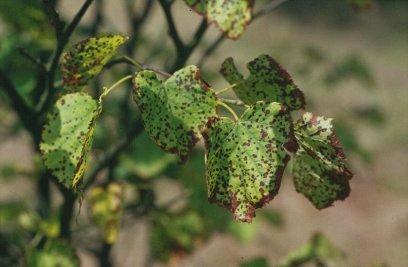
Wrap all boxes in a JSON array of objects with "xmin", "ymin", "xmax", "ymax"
[
  {"xmin": 133, "ymin": 65, "xmax": 218, "ymax": 162},
  {"xmin": 184, "ymin": 0, "xmax": 253, "ymax": 39},
  {"xmin": 89, "ymin": 183, "xmax": 124, "ymax": 244},
  {"xmin": 40, "ymin": 93, "xmax": 99, "ymax": 189},
  {"xmin": 61, "ymin": 34, "xmax": 128, "ymax": 91},
  {"xmin": 204, "ymin": 102, "xmax": 295, "ymax": 222},
  {"xmin": 292, "ymin": 112, "xmax": 352, "ymax": 209},
  {"xmin": 221, "ymin": 55, "xmax": 305, "ymax": 110}
]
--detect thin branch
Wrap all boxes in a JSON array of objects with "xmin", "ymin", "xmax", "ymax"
[
  {"xmin": 170, "ymin": 18, "xmax": 208, "ymax": 72},
  {"xmin": 158, "ymin": 0, "xmax": 185, "ymax": 52},
  {"xmin": 253, "ymin": 0, "xmax": 290, "ymax": 19},
  {"xmin": 17, "ymin": 47, "xmax": 47, "ymax": 72},
  {"xmin": 125, "ymin": 0, "xmax": 154, "ymax": 55},
  {"xmin": 219, "ymin": 98, "xmax": 246, "ymax": 106},
  {"xmin": 0, "ymin": 70, "xmax": 40, "ymax": 138},
  {"xmin": 84, "ymin": 122, "xmax": 144, "ymax": 190},
  {"xmin": 106, "ymin": 56, "xmax": 171, "ymax": 77},
  {"xmin": 198, "ymin": 33, "xmax": 225, "ymax": 68},
  {"xmin": 198, "ymin": 0, "xmax": 290, "ymax": 67},
  {"xmin": 39, "ymin": 0, "xmax": 95, "ymax": 114}
]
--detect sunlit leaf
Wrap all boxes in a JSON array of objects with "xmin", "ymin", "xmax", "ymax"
[
  {"xmin": 221, "ymin": 55, "xmax": 305, "ymax": 110},
  {"xmin": 204, "ymin": 102, "xmax": 296, "ymax": 222},
  {"xmin": 40, "ymin": 93, "xmax": 100, "ymax": 189},
  {"xmin": 133, "ymin": 65, "xmax": 218, "ymax": 162},
  {"xmin": 26, "ymin": 239, "xmax": 79, "ymax": 267},
  {"xmin": 184, "ymin": 0, "xmax": 253, "ymax": 39},
  {"xmin": 89, "ymin": 183, "xmax": 124, "ymax": 244},
  {"xmin": 61, "ymin": 34, "xmax": 128, "ymax": 91},
  {"xmin": 292, "ymin": 112, "xmax": 352, "ymax": 209}
]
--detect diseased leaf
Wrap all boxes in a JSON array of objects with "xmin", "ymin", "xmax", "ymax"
[
  {"xmin": 40, "ymin": 93, "xmax": 100, "ymax": 189},
  {"xmin": 185, "ymin": 0, "xmax": 253, "ymax": 39},
  {"xmin": 61, "ymin": 34, "xmax": 128, "ymax": 91},
  {"xmin": 89, "ymin": 183, "xmax": 124, "ymax": 244},
  {"xmin": 220, "ymin": 55, "xmax": 305, "ymax": 110},
  {"xmin": 132, "ymin": 65, "xmax": 218, "ymax": 162},
  {"xmin": 204, "ymin": 102, "xmax": 295, "ymax": 222},
  {"xmin": 292, "ymin": 112, "xmax": 352, "ymax": 209}
]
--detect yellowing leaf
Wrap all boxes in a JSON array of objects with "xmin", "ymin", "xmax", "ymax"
[
  {"xmin": 185, "ymin": 0, "xmax": 253, "ymax": 39},
  {"xmin": 89, "ymin": 183, "xmax": 124, "ymax": 244},
  {"xmin": 132, "ymin": 65, "xmax": 218, "ymax": 162},
  {"xmin": 40, "ymin": 93, "xmax": 99, "ymax": 189},
  {"xmin": 221, "ymin": 55, "xmax": 305, "ymax": 110},
  {"xmin": 292, "ymin": 112, "xmax": 352, "ymax": 209},
  {"xmin": 61, "ymin": 34, "xmax": 128, "ymax": 91},
  {"xmin": 204, "ymin": 102, "xmax": 295, "ymax": 222}
]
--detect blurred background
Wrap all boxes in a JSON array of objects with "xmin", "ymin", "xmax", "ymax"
[{"xmin": 0, "ymin": 0, "xmax": 407, "ymax": 266}]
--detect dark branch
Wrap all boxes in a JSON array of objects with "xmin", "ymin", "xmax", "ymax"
[
  {"xmin": 84, "ymin": 122, "xmax": 144, "ymax": 190},
  {"xmin": 198, "ymin": 0, "xmax": 290, "ymax": 67},
  {"xmin": 39, "ymin": 0, "xmax": 95, "ymax": 114},
  {"xmin": 158, "ymin": 0, "xmax": 185, "ymax": 52}
]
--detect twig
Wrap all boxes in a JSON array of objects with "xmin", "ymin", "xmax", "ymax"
[
  {"xmin": 170, "ymin": 18, "xmax": 208, "ymax": 72},
  {"xmin": 0, "ymin": 70, "xmax": 40, "ymax": 139},
  {"xmin": 198, "ymin": 33, "xmax": 225, "ymax": 68},
  {"xmin": 17, "ymin": 47, "xmax": 47, "ymax": 72},
  {"xmin": 84, "ymin": 122, "xmax": 144, "ymax": 190},
  {"xmin": 198, "ymin": 0, "xmax": 290, "ymax": 67},
  {"xmin": 219, "ymin": 98, "xmax": 247, "ymax": 106},
  {"xmin": 106, "ymin": 56, "xmax": 171, "ymax": 77},
  {"xmin": 39, "ymin": 0, "xmax": 96, "ymax": 114},
  {"xmin": 158, "ymin": 0, "xmax": 185, "ymax": 53},
  {"xmin": 217, "ymin": 101, "xmax": 239, "ymax": 121},
  {"xmin": 125, "ymin": 0, "xmax": 154, "ymax": 55}
]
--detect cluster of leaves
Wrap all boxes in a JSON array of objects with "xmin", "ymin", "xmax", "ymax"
[{"xmin": 41, "ymin": 34, "xmax": 352, "ymax": 224}]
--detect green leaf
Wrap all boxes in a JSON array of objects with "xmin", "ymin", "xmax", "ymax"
[
  {"xmin": 40, "ymin": 93, "xmax": 100, "ymax": 189},
  {"xmin": 240, "ymin": 257, "xmax": 268, "ymax": 267},
  {"xmin": 89, "ymin": 183, "xmax": 124, "ymax": 244},
  {"xmin": 184, "ymin": 0, "xmax": 253, "ymax": 39},
  {"xmin": 61, "ymin": 34, "xmax": 128, "ymax": 91},
  {"xmin": 132, "ymin": 65, "xmax": 218, "ymax": 162},
  {"xmin": 220, "ymin": 55, "xmax": 305, "ymax": 110},
  {"xmin": 118, "ymin": 132, "xmax": 177, "ymax": 179},
  {"xmin": 292, "ymin": 112, "xmax": 352, "ymax": 209},
  {"xmin": 204, "ymin": 102, "xmax": 295, "ymax": 222},
  {"xmin": 26, "ymin": 239, "xmax": 79, "ymax": 267}
]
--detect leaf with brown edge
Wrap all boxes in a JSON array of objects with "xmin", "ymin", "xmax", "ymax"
[
  {"xmin": 204, "ymin": 102, "xmax": 294, "ymax": 222},
  {"xmin": 40, "ymin": 93, "xmax": 100, "ymax": 189},
  {"xmin": 132, "ymin": 65, "xmax": 218, "ymax": 162},
  {"xmin": 220, "ymin": 55, "xmax": 305, "ymax": 110},
  {"xmin": 184, "ymin": 0, "xmax": 254, "ymax": 39},
  {"xmin": 292, "ymin": 112, "xmax": 352, "ymax": 209},
  {"xmin": 61, "ymin": 34, "xmax": 128, "ymax": 91}
]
